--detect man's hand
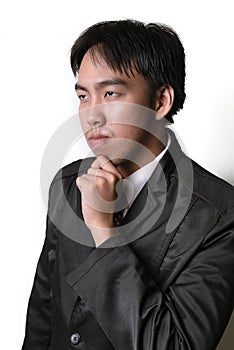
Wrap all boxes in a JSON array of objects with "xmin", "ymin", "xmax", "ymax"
[{"xmin": 76, "ymin": 156, "xmax": 123, "ymax": 246}]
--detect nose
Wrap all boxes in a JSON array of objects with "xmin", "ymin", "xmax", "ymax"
[{"xmin": 85, "ymin": 105, "xmax": 106, "ymax": 127}]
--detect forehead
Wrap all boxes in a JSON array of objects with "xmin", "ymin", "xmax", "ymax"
[
  {"xmin": 79, "ymin": 50, "xmax": 114, "ymax": 76},
  {"xmin": 78, "ymin": 49, "xmax": 147, "ymax": 87}
]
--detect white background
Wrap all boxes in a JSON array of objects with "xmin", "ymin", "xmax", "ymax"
[{"xmin": 0, "ymin": 0, "xmax": 233, "ymax": 348}]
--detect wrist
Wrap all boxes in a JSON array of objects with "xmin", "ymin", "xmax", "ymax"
[{"xmin": 88, "ymin": 225, "xmax": 117, "ymax": 247}]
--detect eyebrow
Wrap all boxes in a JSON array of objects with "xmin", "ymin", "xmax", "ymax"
[{"xmin": 75, "ymin": 78, "xmax": 128, "ymax": 91}]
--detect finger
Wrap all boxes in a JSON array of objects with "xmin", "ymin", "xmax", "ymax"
[
  {"xmin": 77, "ymin": 174, "xmax": 115, "ymax": 209},
  {"xmin": 91, "ymin": 155, "xmax": 110, "ymax": 169},
  {"xmin": 76, "ymin": 174, "xmax": 95, "ymax": 190},
  {"xmin": 87, "ymin": 168, "xmax": 102, "ymax": 176},
  {"xmin": 87, "ymin": 167, "xmax": 118, "ymax": 179},
  {"xmin": 77, "ymin": 174, "xmax": 115, "ymax": 193},
  {"xmin": 79, "ymin": 172, "xmax": 119, "ymax": 192},
  {"xmin": 91, "ymin": 156, "xmax": 122, "ymax": 179}
]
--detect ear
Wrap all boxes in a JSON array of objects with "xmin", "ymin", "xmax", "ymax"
[{"xmin": 154, "ymin": 86, "xmax": 174, "ymax": 121}]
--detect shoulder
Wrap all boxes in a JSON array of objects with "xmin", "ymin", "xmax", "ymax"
[
  {"xmin": 191, "ymin": 159, "xmax": 234, "ymax": 216},
  {"xmin": 167, "ymin": 129, "xmax": 234, "ymax": 216},
  {"xmin": 46, "ymin": 157, "xmax": 95, "ymax": 229},
  {"xmin": 47, "ymin": 157, "xmax": 95, "ymax": 212}
]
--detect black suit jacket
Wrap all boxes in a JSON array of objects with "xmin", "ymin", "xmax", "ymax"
[{"xmin": 22, "ymin": 131, "xmax": 234, "ymax": 350}]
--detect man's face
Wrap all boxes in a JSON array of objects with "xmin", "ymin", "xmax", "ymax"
[{"xmin": 76, "ymin": 50, "xmax": 164, "ymax": 174}]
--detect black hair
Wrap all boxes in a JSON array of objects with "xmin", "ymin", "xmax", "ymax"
[{"xmin": 70, "ymin": 19, "xmax": 186, "ymax": 123}]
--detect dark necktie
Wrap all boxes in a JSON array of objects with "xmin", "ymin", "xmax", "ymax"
[{"xmin": 113, "ymin": 208, "xmax": 125, "ymax": 226}]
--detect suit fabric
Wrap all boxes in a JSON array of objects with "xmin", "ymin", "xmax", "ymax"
[{"xmin": 22, "ymin": 131, "xmax": 234, "ymax": 350}]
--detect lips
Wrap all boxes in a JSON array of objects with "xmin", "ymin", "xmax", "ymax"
[{"xmin": 88, "ymin": 132, "xmax": 111, "ymax": 147}]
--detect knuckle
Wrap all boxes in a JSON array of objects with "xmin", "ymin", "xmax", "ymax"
[
  {"xmin": 97, "ymin": 177, "xmax": 106, "ymax": 187},
  {"xmin": 87, "ymin": 168, "xmax": 94, "ymax": 175},
  {"xmin": 99, "ymin": 155, "xmax": 109, "ymax": 167},
  {"xmin": 117, "ymin": 173, "xmax": 123, "ymax": 180},
  {"xmin": 108, "ymin": 173, "xmax": 116, "ymax": 184},
  {"xmin": 76, "ymin": 176, "xmax": 82, "ymax": 185}
]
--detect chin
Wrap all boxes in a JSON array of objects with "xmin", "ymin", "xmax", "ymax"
[
  {"xmin": 92, "ymin": 146, "xmax": 127, "ymax": 162},
  {"xmin": 110, "ymin": 158, "xmax": 126, "ymax": 166}
]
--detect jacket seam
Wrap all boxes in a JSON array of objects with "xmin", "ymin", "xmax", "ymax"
[{"xmin": 192, "ymin": 191, "xmax": 225, "ymax": 218}]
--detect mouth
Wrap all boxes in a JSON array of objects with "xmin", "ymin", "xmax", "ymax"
[{"xmin": 88, "ymin": 132, "xmax": 111, "ymax": 147}]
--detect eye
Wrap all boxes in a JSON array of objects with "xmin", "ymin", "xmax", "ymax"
[
  {"xmin": 105, "ymin": 91, "xmax": 118, "ymax": 97},
  {"xmin": 78, "ymin": 94, "xmax": 88, "ymax": 101}
]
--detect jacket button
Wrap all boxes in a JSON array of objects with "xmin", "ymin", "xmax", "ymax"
[{"xmin": 70, "ymin": 333, "xmax": 81, "ymax": 345}]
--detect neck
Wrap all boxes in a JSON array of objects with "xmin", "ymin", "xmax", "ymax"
[{"xmin": 116, "ymin": 130, "xmax": 167, "ymax": 178}]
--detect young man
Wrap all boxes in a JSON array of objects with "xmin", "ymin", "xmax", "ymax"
[{"xmin": 22, "ymin": 20, "xmax": 234, "ymax": 350}]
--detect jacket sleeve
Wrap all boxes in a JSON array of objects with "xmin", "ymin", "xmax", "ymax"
[
  {"xmin": 66, "ymin": 206, "xmax": 234, "ymax": 350},
  {"xmin": 21, "ymin": 217, "xmax": 56, "ymax": 349},
  {"xmin": 21, "ymin": 176, "xmax": 61, "ymax": 350}
]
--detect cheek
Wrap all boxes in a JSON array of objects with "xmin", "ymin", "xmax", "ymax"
[
  {"xmin": 79, "ymin": 118, "xmax": 87, "ymax": 134},
  {"xmin": 111, "ymin": 103, "xmax": 155, "ymax": 129},
  {"xmin": 111, "ymin": 125, "xmax": 148, "ymax": 141}
]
